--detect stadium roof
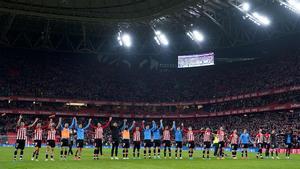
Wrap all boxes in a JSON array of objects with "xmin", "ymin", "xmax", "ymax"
[{"xmin": 0, "ymin": 0, "xmax": 300, "ymax": 61}]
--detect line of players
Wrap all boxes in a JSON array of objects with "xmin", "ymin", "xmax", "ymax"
[{"xmin": 13, "ymin": 115, "xmax": 294, "ymax": 161}]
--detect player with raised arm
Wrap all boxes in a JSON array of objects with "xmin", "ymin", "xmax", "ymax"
[
  {"xmin": 270, "ymin": 129, "xmax": 280, "ymax": 159},
  {"xmin": 142, "ymin": 120, "xmax": 155, "ymax": 159},
  {"xmin": 59, "ymin": 117, "xmax": 75, "ymax": 160},
  {"xmin": 13, "ymin": 115, "xmax": 38, "ymax": 160},
  {"xmin": 183, "ymin": 125, "xmax": 203, "ymax": 160},
  {"xmin": 152, "ymin": 119, "xmax": 163, "ymax": 159},
  {"xmin": 239, "ymin": 129, "xmax": 251, "ymax": 159},
  {"xmin": 121, "ymin": 119, "xmax": 135, "ymax": 159},
  {"xmin": 90, "ymin": 117, "xmax": 112, "ymax": 160},
  {"xmin": 110, "ymin": 120, "xmax": 123, "ymax": 160},
  {"xmin": 229, "ymin": 129, "xmax": 239, "ymax": 159},
  {"xmin": 45, "ymin": 117, "xmax": 62, "ymax": 161},
  {"xmin": 173, "ymin": 121, "xmax": 183, "ymax": 160},
  {"xmin": 132, "ymin": 123, "xmax": 143, "ymax": 159},
  {"xmin": 217, "ymin": 127, "xmax": 226, "ymax": 160},
  {"xmin": 162, "ymin": 122, "xmax": 173, "ymax": 159},
  {"xmin": 74, "ymin": 117, "xmax": 91, "ymax": 160},
  {"xmin": 31, "ymin": 119, "xmax": 51, "ymax": 161},
  {"xmin": 203, "ymin": 128, "xmax": 212, "ymax": 159},
  {"xmin": 255, "ymin": 129, "xmax": 264, "ymax": 159}
]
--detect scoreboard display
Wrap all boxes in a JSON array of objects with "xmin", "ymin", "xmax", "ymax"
[{"xmin": 178, "ymin": 52, "xmax": 214, "ymax": 68}]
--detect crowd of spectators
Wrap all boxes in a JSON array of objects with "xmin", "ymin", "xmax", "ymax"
[
  {"xmin": 0, "ymin": 54, "xmax": 299, "ymax": 102},
  {"xmin": 0, "ymin": 90, "xmax": 298, "ymax": 115}
]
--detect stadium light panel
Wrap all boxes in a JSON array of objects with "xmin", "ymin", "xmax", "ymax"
[
  {"xmin": 187, "ymin": 30, "xmax": 204, "ymax": 42},
  {"xmin": 288, "ymin": 0, "xmax": 300, "ymax": 11},
  {"xmin": 241, "ymin": 2, "xmax": 251, "ymax": 12},
  {"xmin": 121, "ymin": 34, "xmax": 132, "ymax": 47},
  {"xmin": 252, "ymin": 12, "xmax": 271, "ymax": 26},
  {"xmin": 117, "ymin": 31, "xmax": 132, "ymax": 48},
  {"xmin": 154, "ymin": 31, "xmax": 169, "ymax": 46},
  {"xmin": 279, "ymin": 0, "xmax": 300, "ymax": 14}
]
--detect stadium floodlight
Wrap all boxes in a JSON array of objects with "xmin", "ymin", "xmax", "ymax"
[
  {"xmin": 288, "ymin": 0, "xmax": 300, "ymax": 11},
  {"xmin": 240, "ymin": 2, "xmax": 251, "ymax": 12},
  {"xmin": 279, "ymin": 0, "xmax": 300, "ymax": 14},
  {"xmin": 154, "ymin": 31, "xmax": 169, "ymax": 46},
  {"xmin": 187, "ymin": 30, "xmax": 204, "ymax": 42},
  {"xmin": 251, "ymin": 12, "xmax": 271, "ymax": 26},
  {"xmin": 117, "ymin": 31, "xmax": 132, "ymax": 48},
  {"xmin": 229, "ymin": 1, "xmax": 271, "ymax": 27}
]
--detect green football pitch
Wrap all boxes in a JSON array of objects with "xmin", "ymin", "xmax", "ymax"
[{"xmin": 0, "ymin": 147, "xmax": 299, "ymax": 169}]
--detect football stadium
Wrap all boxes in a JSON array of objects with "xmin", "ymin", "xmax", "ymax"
[{"xmin": 0, "ymin": 0, "xmax": 300, "ymax": 169}]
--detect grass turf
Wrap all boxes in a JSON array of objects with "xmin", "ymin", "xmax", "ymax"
[{"xmin": 0, "ymin": 147, "xmax": 298, "ymax": 169}]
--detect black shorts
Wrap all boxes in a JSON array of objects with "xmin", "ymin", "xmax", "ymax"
[
  {"xmin": 154, "ymin": 140, "xmax": 161, "ymax": 147},
  {"xmin": 112, "ymin": 139, "xmax": 119, "ymax": 146},
  {"xmin": 94, "ymin": 139, "xmax": 103, "ymax": 148},
  {"xmin": 163, "ymin": 140, "xmax": 171, "ymax": 147},
  {"xmin": 218, "ymin": 141, "xmax": 225, "ymax": 148},
  {"xmin": 133, "ymin": 141, "xmax": 141, "ymax": 149},
  {"xmin": 34, "ymin": 140, "xmax": 42, "ymax": 148},
  {"xmin": 204, "ymin": 141, "xmax": 211, "ymax": 149},
  {"xmin": 123, "ymin": 139, "xmax": 130, "ymax": 148},
  {"xmin": 231, "ymin": 144, "xmax": 238, "ymax": 150},
  {"xmin": 176, "ymin": 141, "xmax": 183, "ymax": 148},
  {"xmin": 15, "ymin": 139, "xmax": 25, "ymax": 150},
  {"xmin": 257, "ymin": 143, "xmax": 263, "ymax": 149},
  {"xmin": 47, "ymin": 140, "xmax": 56, "ymax": 148},
  {"xmin": 286, "ymin": 143, "xmax": 292, "ymax": 149},
  {"xmin": 265, "ymin": 143, "xmax": 271, "ymax": 149},
  {"xmin": 188, "ymin": 141, "xmax": 195, "ymax": 149},
  {"xmin": 61, "ymin": 138, "xmax": 69, "ymax": 147},
  {"xmin": 241, "ymin": 143, "xmax": 248, "ymax": 148},
  {"xmin": 144, "ymin": 140, "xmax": 152, "ymax": 148},
  {"xmin": 271, "ymin": 144, "xmax": 278, "ymax": 149},
  {"xmin": 69, "ymin": 140, "xmax": 74, "ymax": 146},
  {"xmin": 76, "ymin": 139, "xmax": 84, "ymax": 148}
]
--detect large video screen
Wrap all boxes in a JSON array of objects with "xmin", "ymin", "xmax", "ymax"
[{"xmin": 178, "ymin": 52, "xmax": 214, "ymax": 68}]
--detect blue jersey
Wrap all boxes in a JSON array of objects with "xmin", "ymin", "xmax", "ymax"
[
  {"xmin": 286, "ymin": 135, "xmax": 292, "ymax": 144},
  {"xmin": 75, "ymin": 122, "xmax": 90, "ymax": 140},
  {"xmin": 240, "ymin": 133, "xmax": 250, "ymax": 144},
  {"xmin": 143, "ymin": 123, "xmax": 155, "ymax": 140},
  {"xmin": 153, "ymin": 122, "xmax": 163, "ymax": 140},
  {"xmin": 144, "ymin": 129, "xmax": 152, "ymax": 140},
  {"xmin": 174, "ymin": 130, "xmax": 183, "ymax": 142},
  {"xmin": 173, "ymin": 123, "xmax": 183, "ymax": 142}
]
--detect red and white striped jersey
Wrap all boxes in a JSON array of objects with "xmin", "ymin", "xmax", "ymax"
[
  {"xmin": 47, "ymin": 129, "xmax": 56, "ymax": 141},
  {"xmin": 203, "ymin": 131, "xmax": 211, "ymax": 142},
  {"xmin": 256, "ymin": 133, "xmax": 264, "ymax": 143},
  {"xmin": 230, "ymin": 133, "xmax": 239, "ymax": 144},
  {"xmin": 94, "ymin": 127, "xmax": 104, "ymax": 139},
  {"xmin": 163, "ymin": 130, "xmax": 171, "ymax": 141},
  {"xmin": 217, "ymin": 130, "xmax": 225, "ymax": 142},
  {"xmin": 186, "ymin": 131, "xmax": 195, "ymax": 142},
  {"xmin": 133, "ymin": 130, "xmax": 141, "ymax": 142},
  {"xmin": 34, "ymin": 128, "xmax": 43, "ymax": 141},
  {"xmin": 16, "ymin": 126, "xmax": 27, "ymax": 140},
  {"xmin": 264, "ymin": 133, "xmax": 271, "ymax": 143}
]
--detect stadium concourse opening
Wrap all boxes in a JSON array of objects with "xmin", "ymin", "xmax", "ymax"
[{"xmin": 0, "ymin": 0, "xmax": 300, "ymax": 169}]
